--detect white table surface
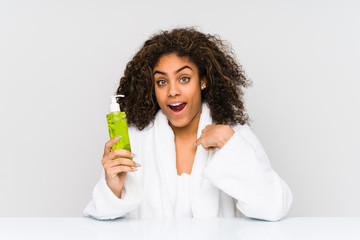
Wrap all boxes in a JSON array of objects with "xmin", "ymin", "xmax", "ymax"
[{"xmin": 0, "ymin": 217, "xmax": 359, "ymax": 240}]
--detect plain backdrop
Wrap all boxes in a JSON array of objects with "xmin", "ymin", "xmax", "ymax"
[{"xmin": 0, "ymin": 0, "xmax": 359, "ymax": 217}]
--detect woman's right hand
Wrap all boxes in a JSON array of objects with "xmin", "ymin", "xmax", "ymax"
[{"xmin": 101, "ymin": 136, "xmax": 140, "ymax": 198}]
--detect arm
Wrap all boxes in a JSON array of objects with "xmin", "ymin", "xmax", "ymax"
[
  {"xmin": 83, "ymin": 136, "xmax": 143, "ymax": 220},
  {"xmin": 201, "ymin": 124, "xmax": 293, "ymax": 221},
  {"xmin": 83, "ymin": 170, "xmax": 143, "ymax": 220}
]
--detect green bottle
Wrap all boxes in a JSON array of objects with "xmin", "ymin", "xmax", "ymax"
[{"xmin": 106, "ymin": 95, "xmax": 131, "ymax": 152}]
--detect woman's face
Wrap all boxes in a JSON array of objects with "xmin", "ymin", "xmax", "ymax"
[{"xmin": 153, "ymin": 53, "xmax": 205, "ymax": 129}]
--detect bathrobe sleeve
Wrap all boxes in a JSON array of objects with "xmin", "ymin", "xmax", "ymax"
[
  {"xmin": 83, "ymin": 170, "xmax": 143, "ymax": 220},
  {"xmin": 203, "ymin": 124, "xmax": 293, "ymax": 221}
]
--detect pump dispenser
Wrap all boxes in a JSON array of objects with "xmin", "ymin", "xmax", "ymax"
[{"xmin": 106, "ymin": 95, "xmax": 131, "ymax": 152}]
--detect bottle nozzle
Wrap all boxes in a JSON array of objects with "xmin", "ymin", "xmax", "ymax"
[{"xmin": 109, "ymin": 95, "xmax": 125, "ymax": 112}]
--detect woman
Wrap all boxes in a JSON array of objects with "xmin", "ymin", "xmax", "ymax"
[{"xmin": 83, "ymin": 28, "xmax": 293, "ymax": 221}]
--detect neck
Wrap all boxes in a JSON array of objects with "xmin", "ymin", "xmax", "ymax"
[{"xmin": 169, "ymin": 107, "xmax": 202, "ymax": 139}]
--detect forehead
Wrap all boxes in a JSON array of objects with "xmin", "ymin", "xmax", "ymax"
[{"xmin": 153, "ymin": 53, "xmax": 197, "ymax": 72}]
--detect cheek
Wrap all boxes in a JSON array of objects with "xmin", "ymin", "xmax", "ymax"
[
  {"xmin": 191, "ymin": 88, "xmax": 202, "ymax": 102},
  {"xmin": 155, "ymin": 88, "xmax": 166, "ymax": 106}
]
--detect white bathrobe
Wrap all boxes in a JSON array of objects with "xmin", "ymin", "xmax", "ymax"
[{"xmin": 83, "ymin": 104, "xmax": 293, "ymax": 221}]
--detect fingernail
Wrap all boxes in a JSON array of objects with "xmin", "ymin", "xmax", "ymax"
[
  {"xmin": 131, "ymin": 153, "xmax": 137, "ymax": 158},
  {"xmin": 115, "ymin": 136, "xmax": 122, "ymax": 140},
  {"xmin": 135, "ymin": 162, "xmax": 141, "ymax": 167},
  {"xmin": 132, "ymin": 168, "xmax": 138, "ymax": 171}
]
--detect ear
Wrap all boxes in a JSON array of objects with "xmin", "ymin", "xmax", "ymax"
[{"xmin": 200, "ymin": 77, "xmax": 207, "ymax": 88}]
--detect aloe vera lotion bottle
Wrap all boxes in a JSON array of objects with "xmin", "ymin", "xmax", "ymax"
[{"xmin": 106, "ymin": 95, "xmax": 131, "ymax": 152}]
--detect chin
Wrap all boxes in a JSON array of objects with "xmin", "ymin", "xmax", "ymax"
[{"xmin": 168, "ymin": 118, "xmax": 189, "ymax": 128}]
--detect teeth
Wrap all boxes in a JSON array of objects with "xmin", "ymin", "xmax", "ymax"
[{"xmin": 169, "ymin": 102, "xmax": 184, "ymax": 106}]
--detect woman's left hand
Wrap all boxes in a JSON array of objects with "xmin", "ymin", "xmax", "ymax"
[{"xmin": 194, "ymin": 125, "xmax": 235, "ymax": 151}]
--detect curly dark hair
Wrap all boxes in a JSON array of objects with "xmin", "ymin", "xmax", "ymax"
[{"xmin": 116, "ymin": 27, "xmax": 252, "ymax": 130}]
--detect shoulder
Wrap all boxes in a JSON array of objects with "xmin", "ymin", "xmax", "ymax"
[
  {"xmin": 231, "ymin": 124, "xmax": 263, "ymax": 149},
  {"xmin": 127, "ymin": 111, "xmax": 161, "ymax": 139},
  {"xmin": 128, "ymin": 123, "xmax": 154, "ymax": 138},
  {"xmin": 232, "ymin": 123, "xmax": 251, "ymax": 134}
]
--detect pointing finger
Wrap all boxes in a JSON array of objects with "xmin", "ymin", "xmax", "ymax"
[{"xmin": 193, "ymin": 137, "xmax": 201, "ymax": 148}]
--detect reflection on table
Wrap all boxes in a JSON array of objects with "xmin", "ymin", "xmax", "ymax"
[{"xmin": 0, "ymin": 217, "xmax": 359, "ymax": 240}]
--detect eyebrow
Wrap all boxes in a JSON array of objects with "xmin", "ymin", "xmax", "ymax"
[{"xmin": 153, "ymin": 66, "xmax": 193, "ymax": 76}]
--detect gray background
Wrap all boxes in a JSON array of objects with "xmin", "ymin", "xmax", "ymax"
[{"xmin": 0, "ymin": 0, "xmax": 359, "ymax": 217}]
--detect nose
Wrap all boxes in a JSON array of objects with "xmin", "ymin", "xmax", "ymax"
[{"xmin": 168, "ymin": 82, "xmax": 181, "ymax": 97}]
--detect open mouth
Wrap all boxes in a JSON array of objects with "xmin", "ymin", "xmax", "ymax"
[{"xmin": 168, "ymin": 102, "xmax": 187, "ymax": 112}]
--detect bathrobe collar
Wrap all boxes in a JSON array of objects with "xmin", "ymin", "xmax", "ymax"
[{"xmin": 153, "ymin": 103, "xmax": 220, "ymax": 217}]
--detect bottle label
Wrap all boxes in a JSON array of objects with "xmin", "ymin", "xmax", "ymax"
[{"xmin": 106, "ymin": 112, "xmax": 131, "ymax": 152}]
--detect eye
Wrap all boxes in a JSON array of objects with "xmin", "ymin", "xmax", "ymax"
[
  {"xmin": 156, "ymin": 80, "xmax": 167, "ymax": 86},
  {"xmin": 179, "ymin": 77, "xmax": 190, "ymax": 83}
]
